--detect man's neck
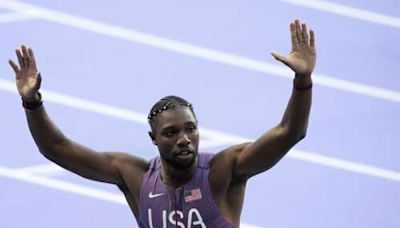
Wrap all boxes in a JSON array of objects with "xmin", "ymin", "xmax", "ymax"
[{"xmin": 160, "ymin": 157, "xmax": 198, "ymax": 188}]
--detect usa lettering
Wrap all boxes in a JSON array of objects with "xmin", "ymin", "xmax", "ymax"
[{"xmin": 148, "ymin": 208, "xmax": 206, "ymax": 228}]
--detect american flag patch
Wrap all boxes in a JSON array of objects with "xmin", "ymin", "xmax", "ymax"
[{"xmin": 184, "ymin": 188, "xmax": 202, "ymax": 203}]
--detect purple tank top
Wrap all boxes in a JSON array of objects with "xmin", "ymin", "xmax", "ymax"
[{"xmin": 139, "ymin": 153, "xmax": 236, "ymax": 228}]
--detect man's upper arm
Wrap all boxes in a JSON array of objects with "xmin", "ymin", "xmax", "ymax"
[
  {"xmin": 233, "ymin": 124, "xmax": 298, "ymax": 179},
  {"xmin": 43, "ymin": 139, "xmax": 147, "ymax": 185}
]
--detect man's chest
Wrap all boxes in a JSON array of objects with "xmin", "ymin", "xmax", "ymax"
[{"xmin": 142, "ymin": 186, "xmax": 213, "ymax": 228}]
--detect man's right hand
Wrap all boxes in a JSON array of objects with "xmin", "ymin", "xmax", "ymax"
[{"xmin": 9, "ymin": 45, "xmax": 42, "ymax": 102}]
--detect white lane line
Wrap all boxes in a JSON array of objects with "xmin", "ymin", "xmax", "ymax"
[
  {"xmin": 0, "ymin": 1, "xmax": 399, "ymax": 103},
  {"xmin": 0, "ymin": 166, "xmax": 262, "ymax": 228},
  {"xmin": 289, "ymin": 150, "xmax": 400, "ymax": 182},
  {"xmin": 278, "ymin": 0, "xmax": 400, "ymax": 29},
  {"xmin": 1, "ymin": 79, "xmax": 399, "ymax": 182},
  {"xmin": 199, "ymin": 139, "xmax": 228, "ymax": 150},
  {"xmin": 0, "ymin": 11, "xmax": 36, "ymax": 23},
  {"xmin": 0, "ymin": 79, "xmax": 236, "ymax": 144},
  {"xmin": 16, "ymin": 163, "xmax": 65, "ymax": 176},
  {"xmin": 0, "ymin": 166, "xmax": 125, "ymax": 203}
]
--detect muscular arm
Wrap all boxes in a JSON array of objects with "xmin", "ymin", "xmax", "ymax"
[
  {"xmin": 234, "ymin": 20, "xmax": 316, "ymax": 179},
  {"xmin": 26, "ymin": 105, "xmax": 132, "ymax": 184},
  {"xmin": 235, "ymin": 77, "xmax": 312, "ymax": 178},
  {"xmin": 9, "ymin": 45, "xmax": 148, "ymax": 186}
]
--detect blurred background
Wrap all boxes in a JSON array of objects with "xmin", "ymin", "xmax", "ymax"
[{"xmin": 0, "ymin": 0, "xmax": 399, "ymax": 227}]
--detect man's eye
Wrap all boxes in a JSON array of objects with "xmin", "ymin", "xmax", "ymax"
[
  {"xmin": 163, "ymin": 131, "xmax": 175, "ymax": 137},
  {"xmin": 186, "ymin": 126, "xmax": 197, "ymax": 133}
]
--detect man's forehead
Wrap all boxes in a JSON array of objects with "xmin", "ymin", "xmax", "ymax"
[{"xmin": 156, "ymin": 107, "xmax": 196, "ymax": 127}]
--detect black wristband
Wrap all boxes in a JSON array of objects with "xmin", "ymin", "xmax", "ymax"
[
  {"xmin": 294, "ymin": 79, "xmax": 313, "ymax": 91},
  {"xmin": 22, "ymin": 92, "xmax": 43, "ymax": 111}
]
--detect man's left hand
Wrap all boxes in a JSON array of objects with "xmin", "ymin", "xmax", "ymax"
[{"xmin": 272, "ymin": 19, "xmax": 316, "ymax": 77}]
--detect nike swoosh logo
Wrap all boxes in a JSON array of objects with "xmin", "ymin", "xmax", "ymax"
[{"xmin": 148, "ymin": 192, "xmax": 165, "ymax": 198}]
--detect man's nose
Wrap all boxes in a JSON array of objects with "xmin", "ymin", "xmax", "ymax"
[{"xmin": 177, "ymin": 133, "xmax": 191, "ymax": 146}]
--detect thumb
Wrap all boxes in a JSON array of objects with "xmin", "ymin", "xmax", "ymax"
[{"xmin": 271, "ymin": 52, "xmax": 288, "ymax": 64}]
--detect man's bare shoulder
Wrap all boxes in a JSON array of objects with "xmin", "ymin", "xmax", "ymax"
[
  {"xmin": 106, "ymin": 152, "xmax": 150, "ymax": 197},
  {"xmin": 207, "ymin": 143, "xmax": 252, "ymax": 223},
  {"xmin": 209, "ymin": 142, "xmax": 252, "ymax": 168},
  {"xmin": 209, "ymin": 142, "xmax": 252, "ymax": 185}
]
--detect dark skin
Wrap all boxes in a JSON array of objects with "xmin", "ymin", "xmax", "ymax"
[
  {"xmin": 8, "ymin": 19, "xmax": 315, "ymax": 225},
  {"xmin": 148, "ymin": 106, "xmax": 200, "ymax": 187}
]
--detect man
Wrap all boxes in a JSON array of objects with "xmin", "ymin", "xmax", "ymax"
[{"xmin": 8, "ymin": 19, "xmax": 315, "ymax": 227}]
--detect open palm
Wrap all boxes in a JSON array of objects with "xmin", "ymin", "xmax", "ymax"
[
  {"xmin": 9, "ymin": 45, "xmax": 41, "ymax": 102},
  {"xmin": 272, "ymin": 19, "xmax": 316, "ymax": 76}
]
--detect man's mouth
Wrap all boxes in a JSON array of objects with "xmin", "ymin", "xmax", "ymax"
[
  {"xmin": 175, "ymin": 149, "xmax": 194, "ymax": 159},
  {"xmin": 179, "ymin": 150, "xmax": 191, "ymax": 155}
]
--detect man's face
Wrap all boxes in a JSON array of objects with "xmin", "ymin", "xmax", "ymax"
[{"xmin": 150, "ymin": 106, "xmax": 199, "ymax": 169}]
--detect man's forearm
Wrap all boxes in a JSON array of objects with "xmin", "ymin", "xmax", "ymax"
[
  {"xmin": 280, "ymin": 74, "xmax": 312, "ymax": 142},
  {"xmin": 25, "ymin": 105, "xmax": 70, "ymax": 157}
]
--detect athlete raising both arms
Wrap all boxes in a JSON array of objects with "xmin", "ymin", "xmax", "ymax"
[{"xmin": 8, "ymin": 19, "xmax": 316, "ymax": 227}]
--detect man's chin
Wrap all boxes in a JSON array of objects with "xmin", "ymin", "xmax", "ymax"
[{"xmin": 173, "ymin": 154, "xmax": 197, "ymax": 170}]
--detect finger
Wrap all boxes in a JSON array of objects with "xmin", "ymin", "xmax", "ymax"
[
  {"xmin": 310, "ymin": 29, "xmax": 316, "ymax": 48},
  {"xmin": 290, "ymin": 22, "xmax": 299, "ymax": 50},
  {"xmin": 301, "ymin": 23, "xmax": 309, "ymax": 44},
  {"xmin": 21, "ymin": 45, "xmax": 29, "ymax": 67},
  {"xmin": 8, "ymin": 59, "xmax": 20, "ymax": 73},
  {"xmin": 295, "ymin": 19, "xmax": 303, "ymax": 44},
  {"xmin": 28, "ymin": 48, "xmax": 37, "ymax": 69},
  {"xmin": 16, "ymin": 48, "xmax": 24, "ymax": 67},
  {"xmin": 271, "ymin": 52, "xmax": 289, "ymax": 65},
  {"xmin": 21, "ymin": 45, "xmax": 28, "ymax": 57}
]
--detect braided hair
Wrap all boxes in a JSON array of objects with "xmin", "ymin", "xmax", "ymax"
[{"xmin": 148, "ymin": 95, "xmax": 196, "ymax": 131}]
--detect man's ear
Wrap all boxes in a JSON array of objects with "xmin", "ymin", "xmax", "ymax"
[{"xmin": 148, "ymin": 131, "xmax": 157, "ymax": 145}]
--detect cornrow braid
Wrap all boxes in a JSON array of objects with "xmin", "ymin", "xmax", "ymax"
[{"xmin": 148, "ymin": 95, "xmax": 195, "ymax": 129}]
